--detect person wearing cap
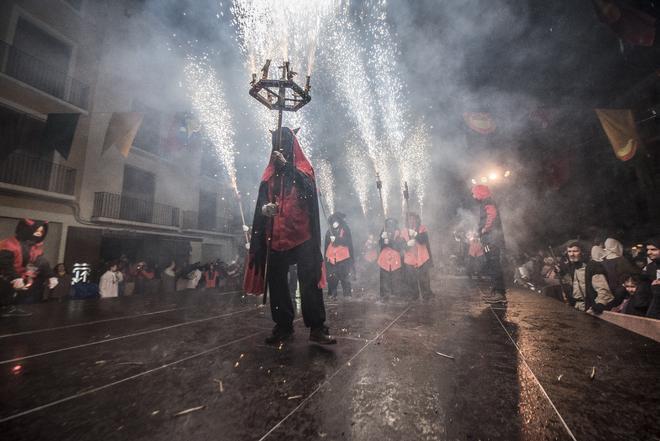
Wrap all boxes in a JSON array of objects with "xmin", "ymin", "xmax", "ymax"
[
  {"xmin": 471, "ymin": 185, "xmax": 507, "ymax": 304},
  {"xmin": 564, "ymin": 241, "xmax": 614, "ymax": 314}
]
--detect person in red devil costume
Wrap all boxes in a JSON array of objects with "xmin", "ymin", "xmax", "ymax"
[
  {"xmin": 401, "ymin": 212, "xmax": 433, "ymax": 300},
  {"xmin": 378, "ymin": 218, "xmax": 405, "ymax": 300},
  {"xmin": 324, "ymin": 212, "xmax": 354, "ymax": 300},
  {"xmin": 471, "ymin": 184, "xmax": 507, "ymax": 304},
  {"xmin": 244, "ymin": 127, "xmax": 336, "ymax": 345},
  {"xmin": 0, "ymin": 219, "xmax": 57, "ymax": 317}
]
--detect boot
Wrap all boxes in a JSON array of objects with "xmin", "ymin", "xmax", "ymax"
[
  {"xmin": 1, "ymin": 306, "xmax": 32, "ymax": 317},
  {"xmin": 309, "ymin": 326, "xmax": 337, "ymax": 345},
  {"xmin": 482, "ymin": 291, "xmax": 507, "ymax": 305},
  {"xmin": 265, "ymin": 325, "xmax": 294, "ymax": 345}
]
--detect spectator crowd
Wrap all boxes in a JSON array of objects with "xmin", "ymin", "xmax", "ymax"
[{"xmin": 512, "ymin": 237, "xmax": 659, "ymax": 319}]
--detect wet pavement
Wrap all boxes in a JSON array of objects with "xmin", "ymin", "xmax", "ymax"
[{"xmin": 1, "ymin": 279, "xmax": 659, "ymax": 440}]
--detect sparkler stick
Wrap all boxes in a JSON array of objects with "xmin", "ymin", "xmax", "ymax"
[
  {"xmin": 376, "ymin": 172, "xmax": 385, "ymax": 219},
  {"xmin": 231, "ymin": 179, "xmax": 250, "ymax": 244},
  {"xmin": 403, "ymin": 181, "xmax": 410, "ymax": 220}
]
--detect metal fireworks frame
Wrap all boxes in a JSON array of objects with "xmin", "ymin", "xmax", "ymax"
[{"xmin": 249, "ymin": 60, "xmax": 311, "ymax": 113}]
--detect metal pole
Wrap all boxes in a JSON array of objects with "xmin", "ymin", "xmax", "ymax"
[
  {"xmin": 376, "ymin": 172, "xmax": 385, "ymax": 219},
  {"xmin": 263, "ymin": 97, "xmax": 285, "ymax": 305}
]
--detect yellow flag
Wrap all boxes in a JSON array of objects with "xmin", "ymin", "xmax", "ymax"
[
  {"xmin": 102, "ymin": 112, "xmax": 144, "ymax": 157},
  {"xmin": 595, "ymin": 109, "xmax": 638, "ymax": 161}
]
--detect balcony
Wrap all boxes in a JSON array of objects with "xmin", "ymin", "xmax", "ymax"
[
  {"xmin": 182, "ymin": 210, "xmax": 240, "ymax": 234},
  {"xmin": 93, "ymin": 192, "xmax": 180, "ymax": 227},
  {"xmin": 0, "ymin": 152, "xmax": 76, "ymax": 195},
  {"xmin": 0, "ymin": 40, "xmax": 89, "ymax": 109}
]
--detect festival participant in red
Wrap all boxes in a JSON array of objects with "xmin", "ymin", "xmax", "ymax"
[
  {"xmin": 203, "ymin": 262, "xmax": 220, "ymax": 290},
  {"xmin": 378, "ymin": 218, "xmax": 405, "ymax": 300},
  {"xmin": 401, "ymin": 212, "xmax": 433, "ymax": 300},
  {"xmin": 244, "ymin": 127, "xmax": 336, "ymax": 345},
  {"xmin": 472, "ymin": 184, "xmax": 507, "ymax": 304},
  {"xmin": 0, "ymin": 219, "xmax": 57, "ymax": 317},
  {"xmin": 324, "ymin": 212, "xmax": 354, "ymax": 300}
]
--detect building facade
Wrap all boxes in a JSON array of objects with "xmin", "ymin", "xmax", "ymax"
[{"xmin": 0, "ymin": 0, "xmax": 242, "ymax": 275}]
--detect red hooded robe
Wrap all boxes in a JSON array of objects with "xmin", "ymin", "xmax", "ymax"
[{"xmin": 243, "ymin": 128, "xmax": 325, "ymax": 294}]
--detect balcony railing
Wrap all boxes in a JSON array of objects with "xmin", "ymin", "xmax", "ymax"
[
  {"xmin": 0, "ymin": 40, "xmax": 89, "ymax": 109},
  {"xmin": 93, "ymin": 192, "xmax": 180, "ymax": 227},
  {"xmin": 0, "ymin": 152, "xmax": 76, "ymax": 195},
  {"xmin": 182, "ymin": 210, "xmax": 240, "ymax": 234}
]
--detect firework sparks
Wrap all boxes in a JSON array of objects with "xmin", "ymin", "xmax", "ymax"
[
  {"xmin": 231, "ymin": 0, "xmax": 339, "ymax": 75},
  {"xmin": 347, "ymin": 141, "xmax": 371, "ymax": 215},
  {"xmin": 317, "ymin": 159, "xmax": 335, "ymax": 214},
  {"xmin": 365, "ymin": 0, "xmax": 412, "ymax": 202},
  {"xmin": 324, "ymin": 9, "xmax": 393, "ymax": 214},
  {"xmin": 231, "ymin": 0, "xmax": 340, "ymax": 151},
  {"xmin": 408, "ymin": 122, "xmax": 431, "ymax": 211},
  {"xmin": 184, "ymin": 56, "xmax": 237, "ymax": 188}
]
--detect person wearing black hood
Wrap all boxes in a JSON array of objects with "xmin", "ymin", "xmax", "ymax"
[
  {"xmin": 324, "ymin": 212, "xmax": 355, "ymax": 300},
  {"xmin": 0, "ymin": 219, "xmax": 57, "ymax": 317},
  {"xmin": 244, "ymin": 127, "xmax": 336, "ymax": 345},
  {"xmin": 401, "ymin": 212, "xmax": 433, "ymax": 300},
  {"xmin": 471, "ymin": 185, "xmax": 507, "ymax": 305}
]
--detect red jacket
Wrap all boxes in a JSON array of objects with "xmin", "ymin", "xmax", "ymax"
[{"xmin": 0, "ymin": 236, "xmax": 44, "ymax": 279}]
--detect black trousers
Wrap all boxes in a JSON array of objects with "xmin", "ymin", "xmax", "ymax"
[
  {"xmin": 483, "ymin": 246, "xmax": 506, "ymax": 295},
  {"xmin": 327, "ymin": 259, "xmax": 351, "ymax": 298},
  {"xmin": 287, "ymin": 264, "xmax": 298, "ymax": 301},
  {"xmin": 380, "ymin": 268, "xmax": 403, "ymax": 298},
  {"xmin": 267, "ymin": 240, "xmax": 326, "ymax": 330},
  {"xmin": 404, "ymin": 262, "xmax": 432, "ymax": 299}
]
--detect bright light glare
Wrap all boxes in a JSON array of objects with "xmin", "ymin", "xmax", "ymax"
[
  {"xmin": 471, "ymin": 178, "xmax": 477, "ymax": 185},
  {"xmin": 488, "ymin": 172, "xmax": 499, "ymax": 180},
  {"xmin": 480, "ymin": 176, "xmax": 488, "ymax": 183},
  {"xmin": 504, "ymin": 170, "xmax": 511, "ymax": 178}
]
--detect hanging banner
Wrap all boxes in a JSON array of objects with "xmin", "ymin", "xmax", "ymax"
[
  {"xmin": 102, "ymin": 112, "xmax": 144, "ymax": 157},
  {"xmin": 463, "ymin": 112, "xmax": 496, "ymax": 135},
  {"xmin": 595, "ymin": 109, "xmax": 638, "ymax": 161}
]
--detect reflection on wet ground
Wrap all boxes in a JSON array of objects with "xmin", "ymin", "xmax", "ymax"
[{"xmin": 0, "ymin": 278, "xmax": 658, "ymax": 440}]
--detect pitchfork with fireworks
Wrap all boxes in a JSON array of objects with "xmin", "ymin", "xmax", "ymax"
[{"xmin": 249, "ymin": 59, "xmax": 311, "ymax": 303}]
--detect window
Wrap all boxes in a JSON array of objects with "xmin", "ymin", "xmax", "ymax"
[
  {"xmin": 131, "ymin": 100, "xmax": 162, "ymax": 155},
  {"xmin": 120, "ymin": 165, "xmax": 156, "ymax": 224},
  {"xmin": 122, "ymin": 165, "xmax": 155, "ymax": 201},
  {"xmin": 0, "ymin": 105, "xmax": 45, "ymax": 157},
  {"xmin": 9, "ymin": 18, "xmax": 72, "ymax": 99},
  {"xmin": 198, "ymin": 191, "xmax": 217, "ymax": 231}
]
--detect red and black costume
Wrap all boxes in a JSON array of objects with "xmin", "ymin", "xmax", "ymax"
[
  {"xmin": 244, "ymin": 127, "xmax": 328, "ymax": 337},
  {"xmin": 401, "ymin": 213, "xmax": 433, "ymax": 299},
  {"xmin": 0, "ymin": 219, "xmax": 53, "ymax": 308},
  {"xmin": 324, "ymin": 212, "xmax": 354, "ymax": 299},
  {"xmin": 472, "ymin": 185, "xmax": 506, "ymax": 296},
  {"xmin": 378, "ymin": 218, "xmax": 405, "ymax": 299}
]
